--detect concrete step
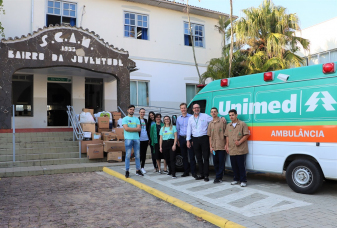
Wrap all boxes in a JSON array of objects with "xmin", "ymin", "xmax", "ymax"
[
  {"xmin": 0, "ymin": 141, "xmax": 78, "ymax": 149},
  {"xmin": 0, "ymin": 159, "xmax": 154, "ymax": 178},
  {"xmin": 0, "ymin": 136, "xmax": 74, "ymax": 144},
  {"xmin": 0, "ymin": 152, "xmax": 83, "ymax": 162},
  {"xmin": 0, "ymin": 162, "xmax": 114, "ymax": 178},
  {"xmin": 0, "ymin": 157, "xmax": 107, "ymax": 168},
  {"xmin": 0, "ymin": 132, "xmax": 74, "ymax": 138},
  {"xmin": 0, "ymin": 146, "xmax": 79, "ymax": 155}
]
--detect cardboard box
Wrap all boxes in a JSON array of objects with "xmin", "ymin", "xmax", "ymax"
[
  {"xmin": 101, "ymin": 132, "xmax": 117, "ymax": 141},
  {"xmin": 81, "ymin": 123, "xmax": 95, "ymax": 133},
  {"xmin": 111, "ymin": 111, "xmax": 122, "ymax": 119},
  {"xmin": 98, "ymin": 128, "xmax": 110, "ymax": 133},
  {"xmin": 82, "ymin": 108, "xmax": 94, "ymax": 117},
  {"xmin": 92, "ymin": 132, "xmax": 101, "ymax": 140},
  {"xmin": 97, "ymin": 117, "xmax": 109, "ymax": 129},
  {"xmin": 103, "ymin": 141, "xmax": 125, "ymax": 152},
  {"xmin": 114, "ymin": 128, "xmax": 124, "ymax": 140},
  {"xmin": 81, "ymin": 140, "xmax": 103, "ymax": 153},
  {"xmin": 107, "ymin": 151, "xmax": 124, "ymax": 162},
  {"xmin": 87, "ymin": 144, "xmax": 104, "ymax": 159}
]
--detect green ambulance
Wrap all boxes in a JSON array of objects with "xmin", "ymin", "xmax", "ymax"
[{"xmin": 187, "ymin": 62, "xmax": 337, "ymax": 194}]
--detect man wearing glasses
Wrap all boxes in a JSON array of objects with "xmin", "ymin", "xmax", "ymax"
[{"xmin": 186, "ymin": 103, "xmax": 213, "ymax": 181}]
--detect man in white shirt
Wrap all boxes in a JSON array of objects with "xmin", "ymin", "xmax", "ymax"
[{"xmin": 187, "ymin": 103, "xmax": 213, "ymax": 181}]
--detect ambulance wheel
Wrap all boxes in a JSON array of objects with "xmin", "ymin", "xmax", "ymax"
[{"xmin": 286, "ymin": 159, "xmax": 323, "ymax": 194}]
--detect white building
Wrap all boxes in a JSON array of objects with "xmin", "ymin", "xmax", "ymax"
[
  {"xmin": 0, "ymin": 0, "xmax": 229, "ymax": 128},
  {"xmin": 296, "ymin": 17, "xmax": 337, "ymax": 66}
]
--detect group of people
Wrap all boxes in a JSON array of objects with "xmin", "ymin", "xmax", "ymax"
[{"xmin": 122, "ymin": 103, "xmax": 250, "ymax": 187}]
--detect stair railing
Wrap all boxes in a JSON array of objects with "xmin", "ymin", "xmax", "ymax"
[{"xmin": 67, "ymin": 106, "xmax": 83, "ymax": 158}]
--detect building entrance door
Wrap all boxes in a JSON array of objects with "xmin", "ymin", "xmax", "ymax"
[
  {"xmin": 47, "ymin": 80, "xmax": 72, "ymax": 126},
  {"xmin": 85, "ymin": 78, "xmax": 103, "ymax": 113}
]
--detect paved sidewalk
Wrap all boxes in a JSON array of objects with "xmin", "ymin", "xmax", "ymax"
[
  {"xmin": 106, "ymin": 166, "xmax": 337, "ymax": 228},
  {"xmin": 0, "ymin": 172, "xmax": 216, "ymax": 228}
]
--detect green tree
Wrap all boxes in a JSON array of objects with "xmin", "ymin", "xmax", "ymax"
[{"xmin": 234, "ymin": 0, "xmax": 310, "ymax": 73}]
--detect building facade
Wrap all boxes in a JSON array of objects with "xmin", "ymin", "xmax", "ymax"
[
  {"xmin": 296, "ymin": 17, "xmax": 337, "ymax": 66},
  {"xmin": 0, "ymin": 0, "xmax": 228, "ymax": 128}
]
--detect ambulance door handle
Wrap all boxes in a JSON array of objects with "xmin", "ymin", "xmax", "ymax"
[{"xmin": 316, "ymin": 142, "xmax": 320, "ymax": 146}]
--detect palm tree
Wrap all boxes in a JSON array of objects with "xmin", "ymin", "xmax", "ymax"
[
  {"xmin": 233, "ymin": 0, "xmax": 310, "ymax": 73},
  {"xmin": 228, "ymin": 0, "xmax": 234, "ymax": 77}
]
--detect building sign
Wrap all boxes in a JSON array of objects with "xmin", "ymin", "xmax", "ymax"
[
  {"xmin": 47, "ymin": 77, "xmax": 72, "ymax": 83},
  {"xmin": 0, "ymin": 25, "xmax": 136, "ymax": 129}
]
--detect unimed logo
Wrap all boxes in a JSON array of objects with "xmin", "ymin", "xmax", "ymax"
[
  {"xmin": 219, "ymin": 94, "xmax": 297, "ymax": 115},
  {"xmin": 305, "ymin": 91, "xmax": 337, "ymax": 112},
  {"xmin": 219, "ymin": 91, "xmax": 337, "ymax": 115}
]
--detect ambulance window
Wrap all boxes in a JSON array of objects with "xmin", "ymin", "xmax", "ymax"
[{"xmin": 187, "ymin": 100, "xmax": 206, "ymax": 114}]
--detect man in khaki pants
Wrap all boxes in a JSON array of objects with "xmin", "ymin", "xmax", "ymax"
[{"xmin": 225, "ymin": 109, "xmax": 250, "ymax": 187}]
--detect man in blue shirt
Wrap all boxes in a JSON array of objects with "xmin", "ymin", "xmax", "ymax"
[
  {"xmin": 176, "ymin": 103, "xmax": 197, "ymax": 178},
  {"xmin": 122, "ymin": 105, "xmax": 143, "ymax": 178}
]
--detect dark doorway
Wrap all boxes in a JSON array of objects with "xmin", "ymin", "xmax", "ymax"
[
  {"xmin": 85, "ymin": 78, "xmax": 103, "ymax": 114},
  {"xmin": 47, "ymin": 82, "xmax": 71, "ymax": 126}
]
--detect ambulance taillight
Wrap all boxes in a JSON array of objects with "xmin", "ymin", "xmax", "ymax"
[
  {"xmin": 323, "ymin": 63, "xmax": 335, "ymax": 74},
  {"xmin": 220, "ymin": 78, "xmax": 229, "ymax": 87},
  {"xmin": 196, "ymin": 84, "xmax": 206, "ymax": 88},
  {"xmin": 264, "ymin": 72, "xmax": 274, "ymax": 81}
]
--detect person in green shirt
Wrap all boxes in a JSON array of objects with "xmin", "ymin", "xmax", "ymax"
[
  {"xmin": 160, "ymin": 116, "xmax": 178, "ymax": 178},
  {"xmin": 150, "ymin": 113, "xmax": 167, "ymax": 174}
]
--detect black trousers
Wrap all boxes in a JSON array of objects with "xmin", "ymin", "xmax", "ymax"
[
  {"xmin": 140, "ymin": 140, "xmax": 149, "ymax": 168},
  {"xmin": 162, "ymin": 139, "xmax": 176, "ymax": 175},
  {"xmin": 192, "ymin": 135, "xmax": 210, "ymax": 177},
  {"xmin": 149, "ymin": 145, "xmax": 158, "ymax": 169},
  {"xmin": 179, "ymin": 136, "xmax": 196, "ymax": 175},
  {"xmin": 230, "ymin": 154, "xmax": 247, "ymax": 182},
  {"xmin": 213, "ymin": 150, "xmax": 225, "ymax": 180}
]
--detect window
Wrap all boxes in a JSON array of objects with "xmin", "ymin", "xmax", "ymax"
[
  {"xmin": 187, "ymin": 100, "xmax": 206, "ymax": 114},
  {"xmin": 12, "ymin": 75, "xmax": 33, "ymax": 117},
  {"xmin": 130, "ymin": 81, "xmax": 149, "ymax": 106},
  {"xmin": 184, "ymin": 22, "xmax": 204, "ymax": 47},
  {"xmin": 46, "ymin": 1, "xmax": 76, "ymax": 26},
  {"xmin": 124, "ymin": 12, "xmax": 149, "ymax": 40},
  {"xmin": 186, "ymin": 84, "xmax": 197, "ymax": 104}
]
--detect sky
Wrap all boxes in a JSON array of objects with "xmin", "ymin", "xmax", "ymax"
[{"xmin": 185, "ymin": 0, "xmax": 337, "ymax": 30}]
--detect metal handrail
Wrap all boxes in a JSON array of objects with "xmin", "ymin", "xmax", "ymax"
[
  {"xmin": 117, "ymin": 106, "xmax": 127, "ymax": 117},
  {"xmin": 67, "ymin": 106, "xmax": 83, "ymax": 158}
]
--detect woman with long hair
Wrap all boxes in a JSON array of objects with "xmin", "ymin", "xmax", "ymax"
[
  {"xmin": 159, "ymin": 116, "xmax": 178, "ymax": 178},
  {"xmin": 138, "ymin": 108, "xmax": 150, "ymax": 174},
  {"xmin": 150, "ymin": 113, "xmax": 167, "ymax": 173},
  {"xmin": 147, "ymin": 111, "xmax": 158, "ymax": 172}
]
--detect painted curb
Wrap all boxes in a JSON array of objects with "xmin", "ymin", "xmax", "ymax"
[{"xmin": 103, "ymin": 167, "xmax": 245, "ymax": 228}]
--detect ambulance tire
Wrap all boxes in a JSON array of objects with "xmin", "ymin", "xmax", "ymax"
[{"xmin": 286, "ymin": 159, "xmax": 323, "ymax": 194}]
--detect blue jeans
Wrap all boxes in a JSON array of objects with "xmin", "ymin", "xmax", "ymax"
[
  {"xmin": 179, "ymin": 137, "xmax": 196, "ymax": 175},
  {"xmin": 125, "ymin": 139, "xmax": 141, "ymax": 171}
]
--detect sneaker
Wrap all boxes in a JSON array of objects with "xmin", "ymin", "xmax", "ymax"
[
  {"xmin": 136, "ymin": 170, "xmax": 144, "ymax": 176},
  {"xmin": 158, "ymin": 170, "xmax": 162, "ymax": 174},
  {"xmin": 167, "ymin": 172, "xmax": 172, "ymax": 176},
  {"xmin": 195, "ymin": 176, "xmax": 205, "ymax": 180},
  {"xmin": 172, "ymin": 175, "xmax": 177, "ymax": 179},
  {"xmin": 163, "ymin": 170, "xmax": 169, "ymax": 174},
  {"xmin": 192, "ymin": 174, "xmax": 198, "ymax": 179},
  {"xmin": 240, "ymin": 182, "xmax": 247, "ymax": 187},
  {"xmin": 231, "ymin": 181, "xmax": 238, "ymax": 185},
  {"xmin": 204, "ymin": 177, "xmax": 209, "ymax": 182},
  {"xmin": 214, "ymin": 179, "xmax": 223, "ymax": 184},
  {"xmin": 181, "ymin": 173, "xmax": 190, "ymax": 177},
  {"xmin": 125, "ymin": 171, "xmax": 129, "ymax": 178},
  {"xmin": 141, "ymin": 168, "xmax": 147, "ymax": 174}
]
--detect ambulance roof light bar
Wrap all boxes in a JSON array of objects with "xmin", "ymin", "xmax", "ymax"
[
  {"xmin": 264, "ymin": 72, "xmax": 274, "ymax": 81},
  {"xmin": 220, "ymin": 78, "xmax": 229, "ymax": 87},
  {"xmin": 323, "ymin": 63, "xmax": 335, "ymax": 74}
]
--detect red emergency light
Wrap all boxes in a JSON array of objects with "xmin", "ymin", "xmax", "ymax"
[
  {"xmin": 220, "ymin": 78, "xmax": 230, "ymax": 87},
  {"xmin": 323, "ymin": 63, "xmax": 335, "ymax": 74},
  {"xmin": 196, "ymin": 84, "xmax": 206, "ymax": 88},
  {"xmin": 264, "ymin": 72, "xmax": 274, "ymax": 81}
]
